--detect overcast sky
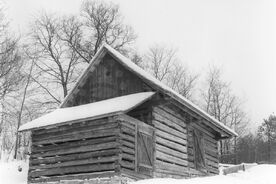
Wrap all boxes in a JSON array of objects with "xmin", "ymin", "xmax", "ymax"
[{"xmin": 4, "ymin": 0, "xmax": 276, "ymax": 130}]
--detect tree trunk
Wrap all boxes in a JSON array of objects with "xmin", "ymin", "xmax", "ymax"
[
  {"xmin": 14, "ymin": 61, "xmax": 34, "ymax": 159},
  {"xmin": 62, "ymin": 83, "xmax": 68, "ymax": 98}
]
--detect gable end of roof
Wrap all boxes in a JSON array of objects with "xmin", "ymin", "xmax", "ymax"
[{"xmin": 59, "ymin": 44, "xmax": 238, "ymax": 138}]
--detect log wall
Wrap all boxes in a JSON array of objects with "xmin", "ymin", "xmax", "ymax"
[
  {"xmin": 152, "ymin": 105, "xmax": 189, "ymax": 178},
  {"xmin": 152, "ymin": 103, "xmax": 220, "ymax": 178},
  {"xmin": 117, "ymin": 114, "xmax": 153, "ymax": 180},
  {"xmin": 187, "ymin": 121, "xmax": 219, "ymax": 175},
  {"xmin": 28, "ymin": 105, "xmax": 220, "ymax": 183},
  {"xmin": 119, "ymin": 116, "xmax": 136, "ymax": 173},
  {"xmin": 29, "ymin": 117, "xmax": 121, "ymax": 183}
]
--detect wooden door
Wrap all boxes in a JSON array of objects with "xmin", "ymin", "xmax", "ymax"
[
  {"xmin": 136, "ymin": 123, "xmax": 154, "ymax": 176},
  {"xmin": 193, "ymin": 129, "xmax": 206, "ymax": 170}
]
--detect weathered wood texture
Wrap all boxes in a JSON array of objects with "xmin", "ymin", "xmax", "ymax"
[
  {"xmin": 119, "ymin": 117, "xmax": 136, "ymax": 173},
  {"xmin": 127, "ymin": 101, "xmax": 153, "ymax": 125},
  {"xmin": 187, "ymin": 120, "xmax": 219, "ymax": 175},
  {"xmin": 152, "ymin": 103, "xmax": 220, "ymax": 177},
  {"xmin": 164, "ymin": 102, "xmax": 220, "ymax": 176},
  {"xmin": 222, "ymin": 164, "xmax": 245, "ymax": 175},
  {"xmin": 29, "ymin": 117, "xmax": 121, "ymax": 183},
  {"xmin": 69, "ymin": 54, "xmax": 152, "ymax": 107},
  {"xmin": 28, "ymin": 104, "xmax": 220, "ymax": 183},
  {"xmin": 152, "ymin": 105, "xmax": 189, "ymax": 178},
  {"xmin": 29, "ymin": 114, "xmax": 156, "ymax": 183},
  {"xmin": 117, "ymin": 114, "xmax": 154, "ymax": 179}
]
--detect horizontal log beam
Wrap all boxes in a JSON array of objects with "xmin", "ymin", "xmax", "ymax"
[
  {"xmin": 153, "ymin": 120, "xmax": 187, "ymax": 139},
  {"xmin": 31, "ymin": 142, "xmax": 119, "ymax": 158},
  {"xmin": 32, "ymin": 136, "xmax": 117, "ymax": 153},
  {"xmin": 155, "ymin": 160, "xmax": 188, "ymax": 173},
  {"xmin": 156, "ymin": 151, "xmax": 188, "ymax": 166},
  {"xmin": 33, "ymin": 128, "xmax": 119, "ymax": 145},
  {"xmin": 33, "ymin": 123, "xmax": 119, "ymax": 145},
  {"xmin": 30, "ymin": 163, "xmax": 117, "ymax": 178},
  {"xmin": 32, "ymin": 118, "xmax": 110, "ymax": 137},
  {"xmin": 153, "ymin": 107, "xmax": 186, "ymax": 130},
  {"xmin": 30, "ymin": 149, "xmax": 120, "ymax": 166},
  {"xmin": 30, "ymin": 155, "xmax": 119, "ymax": 170},
  {"xmin": 155, "ymin": 129, "xmax": 187, "ymax": 146},
  {"xmin": 156, "ymin": 136, "xmax": 187, "ymax": 154},
  {"xmin": 29, "ymin": 171, "xmax": 116, "ymax": 183},
  {"xmin": 156, "ymin": 144, "xmax": 188, "ymax": 160}
]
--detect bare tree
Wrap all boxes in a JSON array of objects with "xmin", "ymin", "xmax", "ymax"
[
  {"xmin": 27, "ymin": 0, "xmax": 137, "ymax": 103},
  {"xmin": 202, "ymin": 67, "xmax": 245, "ymax": 127},
  {"xmin": 0, "ymin": 10, "xmax": 22, "ymax": 100},
  {"xmin": 201, "ymin": 66, "xmax": 248, "ymax": 157},
  {"xmin": 144, "ymin": 44, "xmax": 198, "ymax": 100},
  {"xmin": 61, "ymin": 0, "xmax": 136, "ymax": 63},
  {"xmin": 168, "ymin": 62, "xmax": 198, "ymax": 99},
  {"xmin": 0, "ymin": 6, "xmax": 24, "ymax": 159},
  {"xmin": 258, "ymin": 114, "xmax": 276, "ymax": 162},
  {"xmin": 144, "ymin": 45, "xmax": 176, "ymax": 81},
  {"xmin": 14, "ymin": 60, "xmax": 34, "ymax": 159},
  {"xmin": 28, "ymin": 13, "xmax": 83, "ymax": 103},
  {"xmin": 130, "ymin": 52, "xmax": 144, "ymax": 67}
]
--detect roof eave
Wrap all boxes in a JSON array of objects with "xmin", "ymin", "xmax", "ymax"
[
  {"xmin": 18, "ymin": 111, "xmax": 124, "ymax": 132},
  {"xmin": 104, "ymin": 45, "xmax": 238, "ymax": 138},
  {"xmin": 171, "ymin": 93, "xmax": 238, "ymax": 138},
  {"xmin": 59, "ymin": 44, "xmax": 237, "ymax": 138}
]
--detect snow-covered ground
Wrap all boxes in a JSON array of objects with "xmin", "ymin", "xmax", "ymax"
[
  {"xmin": 0, "ymin": 160, "xmax": 28, "ymax": 184},
  {"xmin": 0, "ymin": 161, "xmax": 275, "ymax": 184},
  {"xmin": 131, "ymin": 164, "xmax": 276, "ymax": 184}
]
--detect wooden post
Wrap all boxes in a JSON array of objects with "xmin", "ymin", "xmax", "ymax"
[
  {"xmin": 234, "ymin": 136, "xmax": 237, "ymax": 164},
  {"xmin": 116, "ymin": 120, "xmax": 122, "ymax": 173},
  {"xmin": 135, "ymin": 122, "xmax": 138, "ymax": 172},
  {"xmin": 153, "ymin": 128, "xmax": 156, "ymax": 175}
]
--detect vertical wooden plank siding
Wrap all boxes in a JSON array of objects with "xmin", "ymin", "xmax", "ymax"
[
  {"xmin": 70, "ymin": 54, "xmax": 152, "ymax": 107},
  {"xmin": 135, "ymin": 122, "xmax": 138, "ymax": 172}
]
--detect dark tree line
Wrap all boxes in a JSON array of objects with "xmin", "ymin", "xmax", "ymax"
[{"xmin": 221, "ymin": 114, "xmax": 276, "ymax": 164}]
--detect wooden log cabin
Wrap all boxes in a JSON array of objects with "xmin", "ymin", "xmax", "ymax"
[{"xmin": 19, "ymin": 44, "xmax": 237, "ymax": 184}]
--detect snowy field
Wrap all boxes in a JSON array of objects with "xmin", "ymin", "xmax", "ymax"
[
  {"xmin": 0, "ymin": 161, "xmax": 275, "ymax": 184},
  {"xmin": 131, "ymin": 164, "xmax": 276, "ymax": 184},
  {"xmin": 0, "ymin": 160, "xmax": 28, "ymax": 184}
]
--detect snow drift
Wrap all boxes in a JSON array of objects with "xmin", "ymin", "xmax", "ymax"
[
  {"xmin": 131, "ymin": 164, "xmax": 276, "ymax": 184},
  {"xmin": 0, "ymin": 161, "xmax": 276, "ymax": 184}
]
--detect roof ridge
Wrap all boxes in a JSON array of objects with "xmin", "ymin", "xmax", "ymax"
[{"xmin": 60, "ymin": 44, "xmax": 237, "ymax": 137}]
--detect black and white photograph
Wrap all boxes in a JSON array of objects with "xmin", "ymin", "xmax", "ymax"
[{"xmin": 0, "ymin": 0, "xmax": 275, "ymax": 183}]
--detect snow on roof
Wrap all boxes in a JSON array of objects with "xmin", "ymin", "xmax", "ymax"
[
  {"xmin": 60, "ymin": 44, "xmax": 237, "ymax": 137},
  {"xmin": 104, "ymin": 45, "xmax": 237, "ymax": 137},
  {"xmin": 19, "ymin": 92, "xmax": 155, "ymax": 132}
]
